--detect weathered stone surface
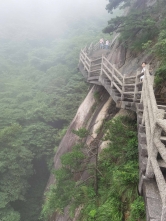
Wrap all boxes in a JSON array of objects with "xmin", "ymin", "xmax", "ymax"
[
  {"xmin": 146, "ymin": 198, "xmax": 162, "ymax": 219},
  {"xmin": 144, "ymin": 180, "xmax": 161, "ymax": 200},
  {"xmin": 139, "ymin": 155, "xmax": 148, "ymax": 172},
  {"xmin": 46, "ymin": 85, "xmax": 103, "ymax": 189},
  {"xmin": 87, "ymin": 97, "xmax": 113, "ymax": 145},
  {"xmin": 138, "ymin": 143, "xmax": 148, "ymax": 157},
  {"xmin": 161, "ymin": 206, "xmax": 166, "ymax": 221},
  {"xmin": 137, "ymin": 113, "xmax": 143, "ymax": 124},
  {"xmin": 117, "ymin": 44, "xmax": 127, "ymax": 69},
  {"xmin": 143, "ymin": 180, "xmax": 162, "ymax": 220},
  {"xmin": 138, "ymin": 103, "xmax": 144, "ymax": 110},
  {"xmin": 138, "ymin": 125, "xmax": 146, "ymax": 133},
  {"xmin": 147, "ymin": 0, "xmax": 157, "ymax": 7},
  {"xmin": 138, "ymin": 132, "xmax": 147, "ymax": 144},
  {"xmin": 138, "ymin": 173, "xmax": 145, "ymax": 195}
]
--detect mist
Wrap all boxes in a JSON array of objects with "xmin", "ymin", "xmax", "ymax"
[{"xmin": 0, "ymin": 0, "xmax": 110, "ymax": 40}]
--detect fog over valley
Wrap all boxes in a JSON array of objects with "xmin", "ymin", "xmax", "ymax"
[
  {"xmin": 0, "ymin": 0, "xmax": 110, "ymax": 39},
  {"xmin": 0, "ymin": 1, "xmax": 115, "ymax": 220}
]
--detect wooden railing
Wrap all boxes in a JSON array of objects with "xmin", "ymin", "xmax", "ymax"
[
  {"xmin": 79, "ymin": 50, "xmax": 166, "ymax": 220},
  {"xmin": 83, "ymin": 42, "xmax": 100, "ymax": 55},
  {"xmin": 83, "ymin": 34, "xmax": 120, "ymax": 55},
  {"xmin": 79, "ymin": 49, "xmax": 101, "ymax": 80},
  {"xmin": 140, "ymin": 68, "xmax": 166, "ymax": 220}
]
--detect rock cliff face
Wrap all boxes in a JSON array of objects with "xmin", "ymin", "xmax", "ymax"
[
  {"xmin": 46, "ymin": 85, "xmax": 102, "ymax": 190},
  {"xmin": 107, "ymin": 37, "xmax": 156, "ymax": 77},
  {"xmin": 46, "ymin": 84, "xmax": 134, "ymax": 221},
  {"xmin": 46, "ymin": 85, "xmax": 119, "ymax": 221}
]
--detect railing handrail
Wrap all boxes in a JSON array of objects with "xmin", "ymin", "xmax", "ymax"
[{"xmin": 103, "ymin": 56, "xmax": 124, "ymax": 79}]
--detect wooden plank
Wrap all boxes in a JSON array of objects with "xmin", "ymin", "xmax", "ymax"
[
  {"xmin": 91, "ymin": 57, "xmax": 102, "ymax": 62},
  {"xmin": 136, "ymin": 82, "xmax": 143, "ymax": 86},
  {"xmin": 89, "ymin": 69, "xmax": 101, "ymax": 73},
  {"xmin": 125, "ymin": 76, "xmax": 136, "ymax": 79},
  {"xmin": 124, "ymin": 84, "xmax": 135, "ymax": 87},
  {"xmin": 91, "ymin": 63, "xmax": 101, "ymax": 68},
  {"xmin": 123, "ymin": 91, "xmax": 135, "ymax": 95},
  {"xmin": 88, "ymin": 76, "xmax": 99, "ymax": 81},
  {"xmin": 157, "ymin": 105, "xmax": 166, "ymax": 111}
]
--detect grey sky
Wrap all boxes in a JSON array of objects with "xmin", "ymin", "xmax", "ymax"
[{"xmin": 0, "ymin": 0, "xmax": 110, "ymax": 39}]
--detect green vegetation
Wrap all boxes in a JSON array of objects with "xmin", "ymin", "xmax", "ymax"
[
  {"xmin": 106, "ymin": 0, "xmax": 131, "ymax": 14},
  {"xmin": 104, "ymin": 4, "xmax": 159, "ymax": 53},
  {"xmin": 0, "ymin": 18, "xmax": 111, "ymax": 220},
  {"xmin": 104, "ymin": 0, "xmax": 166, "ymax": 83},
  {"xmin": 0, "ymin": 37, "xmax": 88, "ymax": 221},
  {"xmin": 42, "ymin": 116, "xmax": 145, "ymax": 221},
  {"xmin": 2, "ymin": 0, "xmax": 161, "ymax": 219}
]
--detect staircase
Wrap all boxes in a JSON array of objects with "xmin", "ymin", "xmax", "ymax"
[{"xmin": 78, "ymin": 48, "xmax": 166, "ymax": 221}]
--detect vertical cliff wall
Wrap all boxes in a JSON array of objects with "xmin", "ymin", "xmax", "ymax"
[{"xmin": 46, "ymin": 85, "xmax": 120, "ymax": 221}]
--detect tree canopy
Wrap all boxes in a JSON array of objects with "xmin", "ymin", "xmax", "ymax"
[
  {"xmin": 0, "ymin": 16, "xmax": 110, "ymax": 220},
  {"xmin": 106, "ymin": 0, "xmax": 131, "ymax": 13}
]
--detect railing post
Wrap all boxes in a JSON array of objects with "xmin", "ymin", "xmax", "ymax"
[
  {"xmin": 100, "ymin": 55, "xmax": 103, "ymax": 76},
  {"xmin": 88, "ymin": 60, "xmax": 91, "ymax": 78},
  {"xmin": 79, "ymin": 50, "xmax": 82, "ymax": 64},
  {"xmin": 121, "ymin": 75, "xmax": 125, "ymax": 101},
  {"xmin": 99, "ymin": 55, "xmax": 103, "ymax": 84},
  {"xmin": 134, "ymin": 71, "xmax": 139, "ymax": 102},
  {"xmin": 111, "ymin": 64, "xmax": 115, "ymax": 89},
  {"xmin": 84, "ymin": 53, "xmax": 87, "ymax": 70},
  {"xmin": 92, "ymin": 43, "xmax": 94, "ymax": 53},
  {"xmin": 88, "ymin": 42, "xmax": 93, "ymax": 55}
]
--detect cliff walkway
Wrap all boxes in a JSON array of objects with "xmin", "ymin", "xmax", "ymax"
[{"xmin": 78, "ymin": 45, "xmax": 166, "ymax": 221}]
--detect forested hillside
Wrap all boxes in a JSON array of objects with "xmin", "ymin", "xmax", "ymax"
[
  {"xmin": 42, "ymin": 0, "xmax": 166, "ymax": 221},
  {"xmin": 0, "ymin": 10, "xmax": 111, "ymax": 221},
  {"xmin": 3, "ymin": 0, "xmax": 166, "ymax": 220}
]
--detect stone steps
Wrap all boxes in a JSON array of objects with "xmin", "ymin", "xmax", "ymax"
[
  {"xmin": 88, "ymin": 76, "xmax": 99, "ymax": 81},
  {"xmin": 143, "ymin": 179, "xmax": 162, "ymax": 221},
  {"xmin": 88, "ymin": 81, "xmax": 101, "ymax": 85}
]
